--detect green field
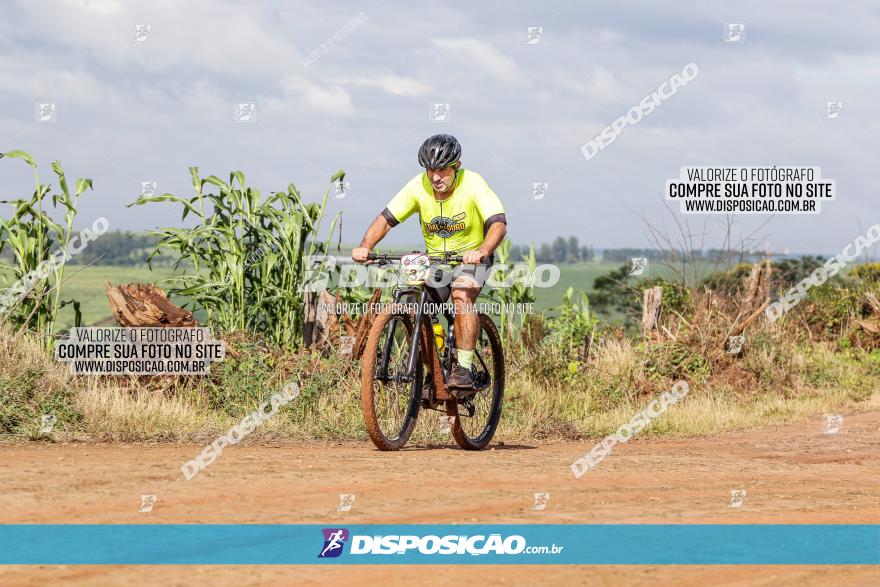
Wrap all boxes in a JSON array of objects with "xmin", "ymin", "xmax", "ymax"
[
  {"xmin": 533, "ymin": 259, "xmax": 726, "ymax": 310},
  {"xmin": 55, "ymin": 265, "xmax": 175, "ymax": 328},
  {"xmin": 43, "ymin": 259, "xmax": 721, "ymax": 327},
  {"xmin": 60, "ymin": 262, "xmax": 620, "ymax": 324},
  {"xmin": 51, "ymin": 262, "xmax": 610, "ymax": 326},
  {"xmin": 534, "ymin": 261, "xmax": 616, "ymax": 309}
]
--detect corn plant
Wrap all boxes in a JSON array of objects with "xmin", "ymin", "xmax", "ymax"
[
  {"xmin": 130, "ymin": 167, "xmax": 342, "ymax": 349},
  {"xmin": 547, "ymin": 286, "xmax": 598, "ymax": 358},
  {"xmin": 0, "ymin": 150, "xmax": 92, "ymax": 345},
  {"xmin": 485, "ymin": 239, "xmax": 537, "ymax": 345}
]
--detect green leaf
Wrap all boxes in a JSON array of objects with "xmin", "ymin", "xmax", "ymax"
[
  {"xmin": 51, "ymin": 161, "xmax": 71, "ymax": 200},
  {"xmin": 74, "ymin": 178, "xmax": 94, "ymax": 196},
  {"xmin": 189, "ymin": 167, "xmax": 201, "ymax": 191},
  {"xmin": 204, "ymin": 175, "xmax": 232, "ymax": 192},
  {"xmin": 128, "ymin": 193, "xmax": 201, "ymax": 218},
  {"xmin": 2, "ymin": 150, "xmax": 37, "ymax": 169}
]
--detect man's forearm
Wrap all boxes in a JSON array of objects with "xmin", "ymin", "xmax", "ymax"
[
  {"xmin": 479, "ymin": 222, "xmax": 507, "ymax": 256},
  {"xmin": 359, "ymin": 214, "xmax": 392, "ymax": 249}
]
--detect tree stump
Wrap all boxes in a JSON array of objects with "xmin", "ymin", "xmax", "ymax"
[
  {"xmin": 641, "ymin": 286, "xmax": 663, "ymax": 337},
  {"xmin": 104, "ymin": 282, "xmax": 198, "ymax": 327},
  {"xmin": 312, "ymin": 290, "xmax": 341, "ymax": 352},
  {"xmin": 303, "ymin": 290, "xmax": 317, "ymax": 348}
]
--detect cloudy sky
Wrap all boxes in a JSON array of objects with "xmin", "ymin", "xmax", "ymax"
[{"xmin": 1, "ymin": 0, "xmax": 877, "ymax": 254}]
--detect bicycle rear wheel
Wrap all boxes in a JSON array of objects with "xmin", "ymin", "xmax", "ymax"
[
  {"xmin": 361, "ymin": 310, "xmax": 422, "ymax": 450},
  {"xmin": 449, "ymin": 313, "xmax": 505, "ymax": 450}
]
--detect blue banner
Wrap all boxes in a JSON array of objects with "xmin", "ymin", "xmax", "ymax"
[{"xmin": 0, "ymin": 524, "xmax": 877, "ymax": 564}]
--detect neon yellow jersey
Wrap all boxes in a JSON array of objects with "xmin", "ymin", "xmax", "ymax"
[{"xmin": 383, "ymin": 169, "xmax": 506, "ymax": 257}]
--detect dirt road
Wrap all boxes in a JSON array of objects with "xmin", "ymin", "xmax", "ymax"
[{"xmin": 1, "ymin": 411, "xmax": 878, "ymax": 586}]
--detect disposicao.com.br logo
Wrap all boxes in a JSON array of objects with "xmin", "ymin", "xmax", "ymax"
[
  {"xmin": 318, "ymin": 528, "xmax": 563, "ymax": 558},
  {"xmin": 318, "ymin": 528, "xmax": 349, "ymax": 558}
]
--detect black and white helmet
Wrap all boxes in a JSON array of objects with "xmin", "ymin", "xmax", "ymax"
[{"xmin": 418, "ymin": 134, "xmax": 461, "ymax": 169}]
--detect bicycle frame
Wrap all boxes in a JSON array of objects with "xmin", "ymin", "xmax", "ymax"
[
  {"xmin": 376, "ymin": 284, "xmax": 456, "ymax": 403},
  {"xmin": 368, "ymin": 250, "xmax": 495, "ymax": 406}
]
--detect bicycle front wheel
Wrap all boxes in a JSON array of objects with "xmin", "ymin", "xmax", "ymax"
[{"xmin": 360, "ymin": 310, "xmax": 422, "ymax": 450}]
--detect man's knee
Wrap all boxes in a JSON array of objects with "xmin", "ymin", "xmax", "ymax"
[
  {"xmin": 451, "ymin": 287, "xmax": 477, "ymax": 303},
  {"xmin": 452, "ymin": 288, "xmax": 478, "ymax": 315}
]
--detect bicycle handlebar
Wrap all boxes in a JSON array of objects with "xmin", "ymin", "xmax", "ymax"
[{"xmin": 365, "ymin": 252, "xmax": 466, "ymax": 264}]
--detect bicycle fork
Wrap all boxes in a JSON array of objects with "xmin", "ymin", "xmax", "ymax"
[
  {"xmin": 403, "ymin": 290, "xmax": 428, "ymax": 382},
  {"xmin": 377, "ymin": 289, "xmax": 427, "ymax": 385}
]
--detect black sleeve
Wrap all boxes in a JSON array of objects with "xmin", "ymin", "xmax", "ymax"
[
  {"xmin": 381, "ymin": 207, "xmax": 400, "ymax": 227},
  {"xmin": 483, "ymin": 213, "xmax": 507, "ymax": 234}
]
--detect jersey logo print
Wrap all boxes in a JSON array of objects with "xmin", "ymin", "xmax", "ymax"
[{"xmin": 424, "ymin": 211, "xmax": 466, "ymax": 238}]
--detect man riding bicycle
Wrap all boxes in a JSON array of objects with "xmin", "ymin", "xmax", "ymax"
[{"xmin": 352, "ymin": 134, "xmax": 507, "ymax": 394}]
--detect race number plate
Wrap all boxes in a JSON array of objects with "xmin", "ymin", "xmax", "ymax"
[{"xmin": 400, "ymin": 253, "xmax": 430, "ymax": 285}]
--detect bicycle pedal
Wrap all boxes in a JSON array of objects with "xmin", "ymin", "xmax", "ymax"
[{"xmin": 473, "ymin": 373, "xmax": 491, "ymax": 391}]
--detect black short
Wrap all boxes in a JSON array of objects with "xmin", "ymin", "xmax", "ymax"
[{"xmin": 425, "ymin": 256, "xmax": 494, "ymax": 304}]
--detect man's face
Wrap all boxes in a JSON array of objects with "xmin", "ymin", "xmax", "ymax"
[{"xmin": 427, "ymin": 165, "xmax": 458, "ymax": 194}]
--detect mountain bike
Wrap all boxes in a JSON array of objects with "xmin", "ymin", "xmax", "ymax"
[{"xmin": 359, "ymin": 252, "xmax": 504, "ymax": 451}]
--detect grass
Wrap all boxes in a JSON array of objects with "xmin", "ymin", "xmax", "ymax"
[{"xmin": 2, "ymin": 316, "xmax": 876, "ymax": 443}]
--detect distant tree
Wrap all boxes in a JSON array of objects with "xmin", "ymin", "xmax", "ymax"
[
  {"xmin": 592, "ymin": 264, "xmax": 638, "ymax": 316},
  {"xmin": 69, "ymin": 231, "xmax": 162, "ymax": 266},
  {"xmin": 508, "ymin": 243, "xmax": 524, "ymax": 262},
  {"xmin": 567, "ymin": 236, "xmax": 579, "ymax": 262},
  {"xmin": 552, "ymin": 237, "xmax": 568, "ymax": 263},
  {"xmin": 538, "ymin": 243, "xmax": 553, "ymax": 263},
  {"xmin": 602, "ymin": 248, "xmax": 660, "ymax": 262}
]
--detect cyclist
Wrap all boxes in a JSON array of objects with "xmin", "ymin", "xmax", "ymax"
[{"xmin": 352, "ymin": 134, "xmax": 507, "ymax": 395}]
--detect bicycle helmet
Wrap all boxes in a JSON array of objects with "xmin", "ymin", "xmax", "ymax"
[{"xmin": 418, "ymin": 134, "xmax": 461, "ymax": 169}]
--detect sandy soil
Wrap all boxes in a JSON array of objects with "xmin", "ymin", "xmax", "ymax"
[{"xmin": 1, "ymin": 410, "xmax": 878, "ymax": 586}]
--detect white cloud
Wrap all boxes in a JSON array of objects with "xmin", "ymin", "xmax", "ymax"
[
  {"xmin": 12, "ymin": 0, "xmax": 303, "ymax": 79},
  {"xmin": 333, "ymin": 74, "xmax": 430, "ymax": 97},
  {"xmin": 430, "ymin": 38, "xmax": 522, "ymax": 84},
  {"xmin": 794, "ymin": 54, "xmax": 880, "ymax": 84},
  {"xmin": 550, "ymin": 66, "xmax": 624, "ymax": 102},
  {"xmin": 61, "ymin": 0, "xmax": 123, "ymax": 16},
  {"xmin": 0, "ymin": 55, "xmax": 111, "ymax": 102},
  {"xmin": 279, "ymin": 75, "xmax": 354, "ymax": 116},
  {"xmin": 1, "ymin": 0, "xmax": 877, "ymax": 251}
]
